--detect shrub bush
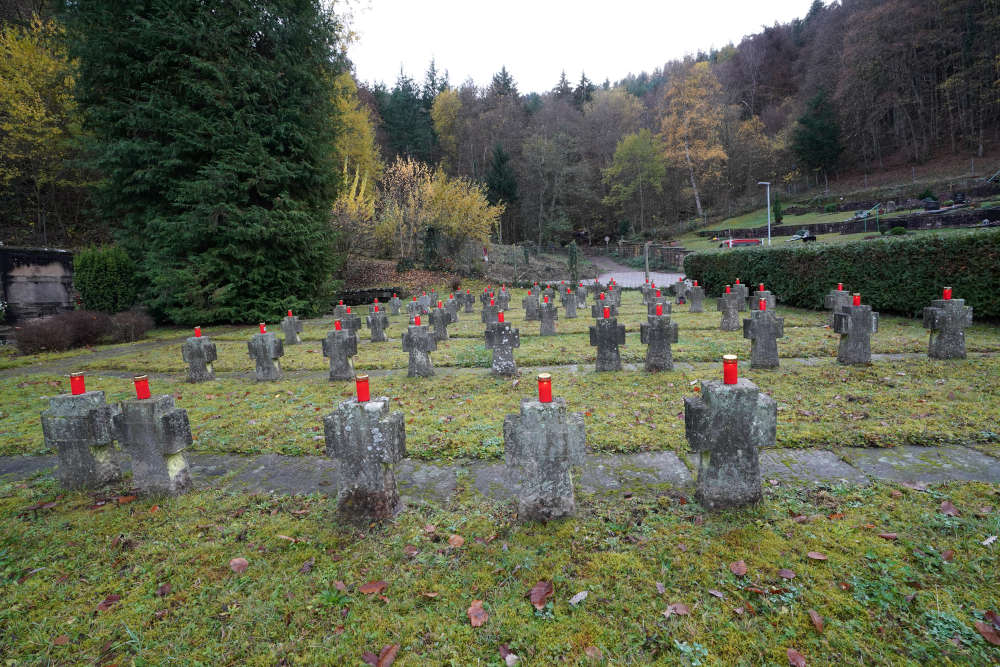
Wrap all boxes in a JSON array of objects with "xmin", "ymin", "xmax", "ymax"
[
  {"xmin": 824, "ymin": 203, "xmax": 837, "ymax": 213},
  {"xmin": 110, "ymin": 310, "xmax": 154, "ymax": 343},
  {"xmin": 61, "ymin": 310, "xmax": 113, "ymax": 347},
  {"xmin": 683, "ymin": 229, "xmax": 1000, "ymax": 319},
  {"xmin": 14, "ymin": 317, "xmax": 74, "ymax": 354},
  {"xmin": 889, "ymin": 226, "xmax": 907, "ymax": 235},
  {"xmin": 74, "ymin": 246, "xmax": 140, "ymax": 314}
]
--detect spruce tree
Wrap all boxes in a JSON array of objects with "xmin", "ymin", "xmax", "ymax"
[
  {"xmin": 62, "ymin": 0, "xmax": 346, "ymax": 324},
  {"xmin": 791, "ymin": 90, "xmax": 842, "ymax": 177}
]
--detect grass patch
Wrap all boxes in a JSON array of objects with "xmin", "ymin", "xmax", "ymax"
[{"xmin": 1, "ymin": 477, "xmax": 997, "ymax": 664}]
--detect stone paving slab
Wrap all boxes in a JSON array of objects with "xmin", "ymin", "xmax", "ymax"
[
  {"xmin": 840, "ymin": 445, "xmax": 1000, "ymax": 485},
  {"xmin": 760, "ymin": 449, "xmax": 870, "ymax": 485}
]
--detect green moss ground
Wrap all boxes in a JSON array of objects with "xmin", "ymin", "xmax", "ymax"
[{"xmin": 2, "ymin": 476, "xmax": 998, "ymax": 665}]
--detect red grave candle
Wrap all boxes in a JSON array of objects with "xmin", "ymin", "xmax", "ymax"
[
  {"xmin": 414, "ymin": 315, "xmax": 421, "ymax": 326},
  {"xmin": 133, "ymin": 375, "xmax": 151, "ymax": 400},
  {"xmin": 346, "ymin": 306, "xmax": 351, "ymax": 314},
  {"xmin": 287, "ymin": 309, "xmax": 293, "ymax": 317},
  {"xmin": 693, "ymin": 280, "xmax": 698, "ymax": 287},
  {"xmin": 393, "ymin": 293, "xmax": 397, "ymax": 298},
  {"xmin": 943, "ymin": 286, "xmax": 952, "ymax": 300},
  {"xmin": 375, "ymin": 298, "xmax": 379, "ymax": 303},
  {"xmin": 498, "ymin": 311, "xmax": 505, "ymax": 323},
  {"xmin": 735, "ymin": 278, "xmax": 741, "ymax": 285},
  {"xmin": 655, "ymin": 290, "xmax": 661, "ymax": 297},
  {"xmin": 449, "ymin": 294, "xmax": 454, "ymax": 299},
  {"xmin": 603, "ymin": 306, "xmax": 610, "ymax": 319},
  {"xmin": 537, "ymin": 373, "xmax": 552, "ymax": 403},
  {"xmin": 194, "ymin": 326, "xmax": 202, "ymax": 338},
  {"xmin": 69, "ymin": 371, "xmax": 86, "ymax": 395},
  {"xmin": 466, "ymin": 289, "xmax": 470, "ymax": 294},
  {"xmin": 544, "ymin": 296, "xmax": 549, "ymax": 303},
  {"xmin": 374, "ymin": 305, "xmax": 379, "ymax": 313},
  {"xmin": 599, "ymin": 292, "xmax": 605, "ymax": 301},
  {"xmin": 655, "ymin": 304, "xmax": 663, "ymax": 316},
  {"xmin": 490, "ymin": 298, "xmax": 495, "ymax": 306},
  {"xmin": 651, "ymin": 282, "xmax": 656, "ymax": 288},
  {"xmin": 259, "ymin": 323, "xmax": 266, "ymax": 333},
  {"xmin": 852, "ymin": 293, "xmax": 861, "ymax": 306},
  {"xmin": 339, "ymin": 300, "xmax": 343, "ymax": 305},
  {"xmin": 355, "ymin": 374, "xmax": 370, "ymax": 403},
  {"xmin": 759, "ymin": 298, "xmax": 767, "ymax": 311},
  {"xmin": 412, "ymin": 296, "xmax": 417, "ymax": 301},
  {"xmin": 837, "ymin": 283, "xmax": 843, "ymax": 291},
  {"xmin": 334, "ymin": 320, "xmax": 342, "ymax": 330},
  {"xmin": 725, "ymin": 285, "xmax": 731, "ymax": 294},
  {"xmin": 722, "ymin": 355, "xmax": 738, "ymax": 385},
  {"xmin": 758, "ymin": 283, "xmax": 764, "ymax": 292},
  {"xmin": 438, "ymin": 300, "xmax": 443, "ymax": 308}
]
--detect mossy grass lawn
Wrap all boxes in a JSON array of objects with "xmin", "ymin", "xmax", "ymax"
[{"xmin": 2, "ymin": 475, "xmax": 998, "ymax": 665}]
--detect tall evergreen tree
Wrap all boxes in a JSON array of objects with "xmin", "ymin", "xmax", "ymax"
[
  {"xmin": 62, "ymin": 0, "xmax": 347, "ymax": 324},
  {"xmin": 485, "ymin": 142, "xmax": 518, "ymax": 242},
  {"xmin": 553, "ymin": 70, "xmax": 572, "ymax": 101},
  {"xmin": 791, "ymin": 90, "xmax": 842, "ymax": 176},
  {"xmin": 572, "ymin": 73, "xmax": 595, "ymax": 110}
]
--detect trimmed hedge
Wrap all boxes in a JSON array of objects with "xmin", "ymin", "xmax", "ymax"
[
  {"xmin": 74, "ymin": 246, "xmax": 140, "ymax": 314},
  {"xmin": 683, "ymin": 229, "xmax": 1000, "ymax": 319}
]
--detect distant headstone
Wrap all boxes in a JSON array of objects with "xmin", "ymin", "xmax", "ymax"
[
  {"xmin": 923, "ymin": 291, "xmax": 972, "ymax": 360},
  {"xmin": 743, "ymin": 308, "xmax": 784, "ymax": 368},
  {"xmin": 732, "ymin": 281, "xmax": 749, "ymax": 310},
  {"xmin": 333, "ymin": 301, "xmax": 348, "ymax": 319},
  {"xmin": 418, "ymin": 292, "xmax": 432, "ymax": 309},
  {"xmin": 401, "ymin": 321, "xmax": 437, "ymax": 377},
  {"xmin": 481, "ymin": 299, "xmax": 500, "ymax": 324},
  {"xmin": 429, "ymin": 305, "xmax": 451, "ymax": 342},
  {"xmin": 485, "ymin": 318, "xmax": 520, "ymax": 377},
  {"xmin": 324, "ymin": 395, "xmax": 405, "ymax": 523},
  {"xmin": 646, "ymin": 291, "xmax": 669, "ymax": 317},
  {"xmin": 833, "ymin": 298, "xmax": 879, "ymax": 365},
  {"xmin": 685, "ymin": 376, "xmax": 776, "ymax": 510},
  {"xmin": 575, "ymin": 283, "xmax": 588, "ymax": 306},
  {"xmin": 750, "ymin": 287, "xmax": 775, "ymax": 311},
  {"xmin": 114, "ymin": 393, "xmax": 192, "ymax": 496},
  {"xmin": 717, "ymin": 290, "xmax": 742, "ymax": 331},
  {"xmin": 589, "ymin": 315, "xmax": 626, "ymax": 371},
  {"xmin": 322, "ymin": 325, "xmax": 357, "ymax": 380},
  {"xmin": 523, "ymin": 292, "xmax": 540, "ymax": 321},
  {"xmin": 688, "ymin": 284, "xmax": 705, "ymax": 313},
  {"xmin": 389, "ymin": 294, "xmax": 402, "ymax": 316},
  {"xmin": 445, "ymin": 295, "xmax": 460, "ymax": 322},
  {"xmin": 366, "ymin": 307, "xmax": 389, "ymax": 342},
  {"xmin": 182, "ymin": 334, "xmax": 217, "ymax": 383},
  {"xmin": 503, "ymin": 395, "xmax": 586, "ymax": 521},
  {"xmin": 591, "ymin": 296, "xmax": 618, "ymax": 319},
  {"xmin": 640, "ymin": 312, "xmax": 678, "ymax": 372},
  {"xmin": 406, "ymin": 298, "xmax": 424, "ymax": 319},
  {"xmin": 496, "ymin": 288, "xmax": 511, "ymax": 311},
  {"xmin": 561, "ymin": 288, "xmax": 578, "ymax": 318},
  {"xmin": 248, "ymin": 328, "xmax": 284, "ymax": 381},
  {"xmin": 41, "ymin": 383, "xmax": 121, "ymax": 490},
  {"xmin": 281, "ymin": 312, "xmax": 303, "ymax": 345},
  {"xmin": 539, "ymin": 298, "xmax": 558, "ymax": 335},
  {"xmin": 824, "ymin": 285, "xmax": 851, "ymax": 327},
  {"xmin": 341, "ymin": 309, "xmax": 362, "ymax": 342}
]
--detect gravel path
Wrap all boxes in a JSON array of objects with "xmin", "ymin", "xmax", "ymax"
[{"xmin": 587, "ymin": 254, "xmax": 684, "ymax": 288}]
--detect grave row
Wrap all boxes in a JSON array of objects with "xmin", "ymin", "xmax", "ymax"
[
  {"xmin": 182, "ymin": 283, "xmax": 972, "ymax": 383},
  {"xmin": 41, "ymin": 359, "xmax": 773, "ymax": 521}
]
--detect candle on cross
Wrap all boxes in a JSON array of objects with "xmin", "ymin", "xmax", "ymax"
[
  {"xmin": 335, "ymin": 320, "xmax": 342, "ymax": 330},
  {"xmin": 194, "ymin": 326, "xmax": 202, "ymax": 338},
  {"xmin": 655, "ymin": 304, "xmax": 663, "ymax": 316},
  {"xmin": 722, "ymin": 355, "xmax": 738, "ymax": 385},
  {"xmin": 259, "ymin": 323, "xmax": 266, "ymax": 333},
  {"xmin": 852, "ymin": 293, "xmax": 861, "ymax": 306},
  {"xmin": 498, "ymin": 311, "xmax": 505, "ymax": 323},
  {"xmin": 537, "ymin": 373, "xmax": 552, "ymax": 403},
  {"xmin": 133, "ymin": 375, "xmax": 151, "ymax": 400},
  {"xmin": 355, "ymin": 374, "xmax": 370, "ymax": 402},
  {"xmin": 70, "ymin": 371, "xmax": 85, "ymax": 395},
  {"xmin": 943, "ymin": 286, "xmax": 952, "ymax": 300}
]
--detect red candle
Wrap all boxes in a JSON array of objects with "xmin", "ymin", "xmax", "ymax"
[
  {"xmin": 655, "ymin": 304, "xmax": 663, "ymax": 316},
  {"xmin": 567, "ymin": 287, "xmax": 572, "ymax": 293},
  {"xmin": 603, "ymin": 306, "xmax": 610, "ymax": 319},
  {"xmin": 438, "ymin": 300, "xmax": 443, "ymax": 308},
  {"xmin": 422, "ymin": 291, "xmax": 426, "ymax": 296},
  {"xmin": 498, "ymin": 311, "xmax": 505, "ymax": 323},
  {"xmin": 837, "ymin": 283, "xmax": 843, "ymax": 291},
  {"xmin": 374, "ymin": 305, "xmax": 379, "ymax": 313},
  {"xmin": 287, "ymin": 309, "xmax": 293, "ymax": 317},
  {"xmin": 599, "ymin": 292, "xmax": 605, "ymax": 301},
  {"xmin": 645, "ymin": 278, "xmax": 649, "ymax": 283},
  {"xmin": 651, "ymin": 282, "xmax": 656, "ymax": 288},
  {"xmin": 355, "ymin": 374, "xmax": 370, "ymax": 402},
  {"xmin": 414, "ymin": 315, "xmax": 421, "ymax": 326},
  {"xmin": 412, "ymin": 296, "xmax": 417, "ymax": 301},
  {"xmin": 943, "ymin": 286, "xmax": 952, "ymax": 300},
  {"xmin": 375, "ymin": 298, "xmax": 379, "ymax": 303},
  {"xmin": 735, "ymin": 278, "xmax": 741, "ymax": 285},
  {"xmin": 490, "ymin": 298, "xmax": 495, "ymax": 306},
  {"xmin": 466, "ymin": 289, "xmax": 470, "ymax": 294},
  {"xmin": 194, "ymin": 326, "xmax": 202, "ymax": 338},
  {"xmin": 259, "ymin": 322, "xmax": 266, "ymax": 333},
  {"xmin": 693, "ymin": 280, "xmax": 698, "ymax": 287},
  {"xmin": 544, "ymin": 296, "xmax": 549, "ymax": 303},
  {"xmin": 759, "ymin": 298, "xmax": 767, "ymax": 311},
  {"xmin": 725, "ymin": 285, "xmax": 731, "ymax": 294},
  {"xmin": 489, "ymin": 292, "xmax": 494, "ymax": 298},
  {"xmin": 334, "ymin": 320, "xmax": 342, "ymax": 330},
  {"xmin": 758, "ymin": 283, "xmax": 764, "ymax": 292},
  {"xmin": 133, "ymin": 375, "xmax": 151, "ymax": 400},
  {"xmin": 655, "ymin": 290, "xmax": 661, "ymax": 297},
  {"xmin": 69, "ymin": 371, "xmax": 85, "ymax": 395},
  {"xmin": 537, "ymin": 373, "xmax": 552, "ymax": 403},
  {"xmin": 449, "ymin": 294, "xmax": 454, "ymax": 299},
  {"xmin": 346, "ymin": 306, "xmax": 352, "ymax": 314},
  {"xmin": 722, "ymin": 355, "xmax": 738, "ymax": 385},
  {"xmin": 339, "ymin": 300, "xmax": 343, "ymax": 305},
  {"xmin": 852, "ymin": 293, "xmax": 861, "ymax": 306},
  {"xmin": 393, "ymin": 293, "xmax": 397, "ymax": 298}
]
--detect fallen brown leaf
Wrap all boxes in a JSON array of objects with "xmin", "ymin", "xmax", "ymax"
[
  {"xmin": 939, "ymin": 500, "xmax": 960, "ymax": 517},
  {"xmin": 403, "ymin": 544, "xmax": 419, "ymax": 557},
  {"xmin": 975, "ymin": 621, "xmax": 1000, "ymax": 646},
  {"xmin": 941, "ymin": 549, "xmax": 955, "ymax": 562},
  {"xmin": 808, "ymin": 609, "xmax": 824, "ymax": 633},
  {"xmin": 229, "ymin": 557, "xmax": 249, "ymax": 573},
  {"xmin": 778, "ymin": 568, "xmax": 796, "ymax": 580},
  {"xmin": 117, "ymin": 495, "xmax": 137, "ymax": 505},
  {"xmin": 53, "ymin": 634, "xmax": 70, "ymax": 646},
  {"xmin": 529, "ymin": 580, "xmax": 554, "ymax": 610},
  {"xmin": 298, "ymin": 557, "xmax": 315, "ymax": 574},
  {"xmin": 729, "ymin": 560, "xmax": 748, "ymax": 576},
  {"xmin": 655, "ymin": 581, "xmax": 666, "ymax": 595},
  {"xmin": 448, "ymin": 534, "xmax": 465, "ymax": 548},
  {"xmin": 377, "ymin": 643, "xmax": 400, "ymax": 666},
  {"xmin": 468, "ymin": 599, "xmax": 488, "ymax": 627},
  {"xmin": 95, "ymin": 594, "xmax": 120, "ymax": 612},
  {"xmin": 787, "ymin": 647, "xmax": 807, "ymax": 666},
  {"xmin": 359, "ymin": 580, "xmax": 388, "ymax": 595},
  {"xmin": 663, "ymin": 602, "xmax": 690, "ymax": 618},
  {"xmin": 878, "ymin": 532, "xmax": 898, "ymax": 540},
  {"xmin": 708, "ymin": 589, "xmax": 725, "ymax": 599},
  {"xmin": 154, "ymin": 583, "xmax": 171, "ymax": 597},
  {"xmin": 806, "ymin": 551, "xmax": 827, "ymax": 561}
]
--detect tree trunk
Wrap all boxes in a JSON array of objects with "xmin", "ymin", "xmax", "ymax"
[{"xmin": 683, "ymin": 142, "xmax": 703, "ymax": 219}]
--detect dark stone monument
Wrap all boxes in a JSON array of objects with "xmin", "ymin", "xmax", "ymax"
[
  {"xmin": 824, "ymin": 284, "xmax": 851, "ymax": 327},
  {"xmin": 646, "ymin": 290, "xmax": 669, "ymax": 317},
  {"xmin": 429, "ymin": 303, "xmax": 451, "ymax": 342},
  {"xmin": 732, "ymin": 280, "xmax": 749, "ymax": 310},
  {"xmin": 401, "ymin": 320, "xmax": 437, "ymax": 377},
  {"xmin": 589, "ymin": 314, "xmax": 626, "ymax": 371},
  {"xmin": 181, "ymin": 330, "xmax": 217, "ymax": 383},
  {"xmin": 113, "ymin": 382, "xmax": 193, "ymax": 496},
  {"xmin": 41, "ymin": 375, "xmax": 121, "ymax": 490},
  {"xmin": 684, "ymin": 364, "xmax": 776, "ymax": 510},
  {"xmin": 833, "ymin": 296, "xmax": 879, "ymax": 365},
  {"xmin": 496, "ymin": 288, "xmax": 511, "ymax": 311},
  {"xmin": 324, "ymin": 388, "xmax": 406, "ymax": 523},
  {"xmin": 640, "ymin": 311, "xmax": 678, "ymax": 372},
  {"xmin": 591, "ymin": 295, "xmax": 618, "ymax": 319},
  {"xmin": 523, "ymin": 292, "xmax": 540, "ymax": 321},
  {"xmin": 485, "ymin": 316, "xmax": 520, "ymax": 377},
  {"xmin": 366, "ymin": 306, "xmax": 389, "ymax": 343},
  {"xmin": 0, "ymin": 247, "xmax": 74, "ymax": 324},
  {"xmin": 481, "ymin": 299, "xmax": 500, "ymax": 324},
  {"xmin": 389, "ymin": 294, "xmax": 402, "ymax": 316},
  {"xmin": 539, "ymin": 298, "xmax": 558, "ymax": 335},
  {"xmin": 341, "ymin": 308, "xmax": 362, "ymax": 342},
  {"xmin": 561, "ymin": 287, "xmax": 578, "ymax": 318},
  {"xmin": 406, "ymin": 297, "xmax": 424, "ymax": 319},
  {"xmin": 575, "ymin": 282, "xmax": 588, "ymax": 307},
  {"xmin": 743, "ymin": 306, "xmax": 784, "ymax": 369},
  {"xmin": 923, "ymin": 288, "xmax": 972, "ymax": 360},
  {"xmin": 248, "ymin": 325, "xmax": 284, "ymax": 381},
  {"xmin": 688, "ymin": 282, "xmax": 705, "ymax": 313},
  {"xmin": 445, "ymin": 295, "xmax": 460, "ymax": 322},
  {"xmin": 503, "ymin": 378, "xmax": 586, "ymax": 521},
  {"xmin": 322, "ymin": 323, "xmax": 357, "ymax": 381},
  {"xmin": 750, "ymin": 285, "xmax": 776, "ymax": 312},
  {"xmin": 333, "ymin": 300, "xmax": 348, "ymax": 320},
  {"xmin": 461, "ymin": 290, "xmax": 475, "ymax": 314},
  {"xmin": 717, "ymin": 288, "xmax": 742, "ymax": 331},
  {"xmin": 281, "ymin": 311, "xmax": 303, "ymax": 345}
]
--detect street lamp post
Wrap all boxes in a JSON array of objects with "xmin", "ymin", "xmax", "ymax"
[{"xmin": 758, "ymin": 181, "xmax": 771, "ymax": 246}]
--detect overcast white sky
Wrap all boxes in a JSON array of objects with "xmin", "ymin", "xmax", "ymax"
[{"xmin": 346, "ymin": 0, "xmax": 813, "ymax": 93}]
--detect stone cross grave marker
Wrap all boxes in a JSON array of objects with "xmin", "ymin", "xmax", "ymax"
[
  {"xmin": 323, "ymin": 323, "xmax": 357, "ymax": 380},
  {"xmin": 589, "ymin": 313, "xmax": 626, "ymax": 371},
  {"xmin": 750, "ymin": 285, "xmax": 776, "ymax": 311},
  {"xmin": 485, "ymin": 316, "xmax": 520, "ymax": 377},
  {"xmin": 923, "ymin": 288, "xmax": 972, "ymax": 360},
  {"xmin": 824, "ymin": 284, "xmax": 851, "ymax": 326},
  {"xmin": 248, "ymin": 325, "xmax": 284, "ymax": 381},
  {"xmin": 389, "ymin": 294, "xmax": 402, "ymax": 316},
  {"xmin": 646, "ymin": 290, "xmax": 670, "ymax": 316},
  {"xmin": 281, "ymin": 311, "xmax": 303, "ymax": 345},
  {"xmin": 366, "ymin": 306, "xmax": 389, "ymax": 342},
  {"xmin": 41, "ymin": 375, "xmax": 121, "ymax": 490},
  {"xmin": 591, "ymin": 294, "xmax": 618, "ymax": 318},
  {"xmin": 743, "ymin": 305, "xmax": 784, "ymax": 368},
  {"xmin": 640, "ymin": 311, "xmax": 678, "ymax": 372},
  {"xmin": 717, "ymin": 288, "xmax": 742, "ymax": 331},
  {"xmin": 445, "ymin": 294, "xmax": 460, "ymax": 322},
  {"xmin": 401, "ymin": 319, "xmax": 437, "ymax": 377},
  {"xmin": 324, "ymin": 389, "xmax": 406, "ymax": 523},
  {"xmin": 833, "ymin": 295, "xmax": 879, "ymax": 365},
  {"xmin": 462, "ymin": 290, "xmax": 475, "ymax": 313},
  {"xmin": 182, "ymin": 329, "xmax": 217, "ymax": 383},
  {"xmin": 539, "ymin": 297, "xmax": 558, "ymax": 335},
  {"xmin": 523, "ymin": 291, "xmax": 540, "ymax": 321},
  {"xmin": 429, "ymin": 302, "xmax": 451, "ymax": 342},
  {"xmin": 481, "ymin": 298, "xmax": 500, "ymax": 324},
  {"xmin": 561, "ymin": 287, "xmax": 578, "ymax": 318},
  {"xmin": 688, "ymin": 282, "xmax": 705, "ymax": 313}
]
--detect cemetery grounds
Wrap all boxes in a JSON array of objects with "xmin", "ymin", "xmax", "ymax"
[{"xmin": 1, "ymin": 286, "xmax": 999, "ymax": 664}]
